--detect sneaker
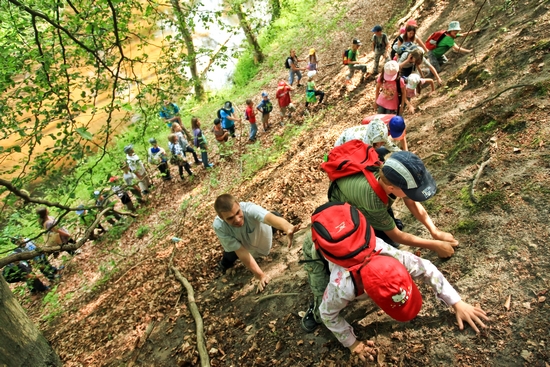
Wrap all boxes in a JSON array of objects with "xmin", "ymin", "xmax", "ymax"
[
  {"xmin": 206, "ymin": 163, "xmax": 214, "ymax": 168},
  {"xmin": 301, "ymin": 303, "xmax": 320, "ymax": 333},
  {"xmin": 279, "ymin": 122, "xmax": 284, "ymax": 127},
  {"xmin": 195, "ymin": 160, "xmax": 202, "ymax": 165}
]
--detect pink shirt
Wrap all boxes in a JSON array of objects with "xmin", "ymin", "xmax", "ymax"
[{"xmin": 376, "ymin": 77, "xmax": 405, "ymax": 111}]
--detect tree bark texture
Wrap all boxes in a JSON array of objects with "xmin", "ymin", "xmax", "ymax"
[
  {"xmin": 0, "ymin": 277, "xmax": 62, "ymax": 366},
  {"xmin": 171, "ymin": 0, "xmax": 206, "ymax": 100},
  {"xmin": 233, "ymin": 3, "xmax": 265, "ymax": 64}
]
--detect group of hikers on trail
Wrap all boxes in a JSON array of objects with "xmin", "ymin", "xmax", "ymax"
[
  {"xmin": 209, "ymin": 19, "xmax": 485, "ymax": 360},
  {"xmin": 212, "ymin": 125, "xmax": 488, "ymax": 360},
  {"xmin": 2, "ymin": 15, "xmax": 486, "ymax": 362}
]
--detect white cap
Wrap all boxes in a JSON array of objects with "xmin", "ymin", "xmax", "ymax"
[{"xmin": 406, "ymin": 74, "xmax": 421, "ymax": 90}]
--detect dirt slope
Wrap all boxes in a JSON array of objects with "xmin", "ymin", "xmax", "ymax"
[{"xmin": 16, "ymin": 0, "xmax": 550, "ymax": 366}]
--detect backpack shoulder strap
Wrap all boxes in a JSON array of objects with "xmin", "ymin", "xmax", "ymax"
[{"xmin": 363, "ymin": 168, "xmax": 388, "ymax": 205}]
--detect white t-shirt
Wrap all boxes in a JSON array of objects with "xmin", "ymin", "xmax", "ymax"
[{"xmin": 213, "ymin": 202, "xmax": 272, "ymax": 257}]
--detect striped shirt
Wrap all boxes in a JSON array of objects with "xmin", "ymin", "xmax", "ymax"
[{"xmin": 330, "ymin": 173, "xmax": 395, "ymax": 231}]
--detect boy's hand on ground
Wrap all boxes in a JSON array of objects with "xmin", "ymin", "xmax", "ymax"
[
  {"xmin": 434, "ymin": 240, "xmax": 458, "ymax": 258},
  {"xmin": 256, "ymin": 274, "xmax": 270, "ymax": 293},
  {"xmin": 285, "ymin": 224, "xmax": 302, "ymax": 248},
  {"xmin": 431, "ymin": 230, "xmax": 458, "ymax": 245},
  {"xmin": 453, "ymin": 300, "xmax": 488, "ymax": 333},
  {"xmin": 349, "ymin": 340, "xmax": 376, "ymax": 362}
]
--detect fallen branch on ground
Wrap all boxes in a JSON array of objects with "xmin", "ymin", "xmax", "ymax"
[
  {"xmin": 255, "ymin": 292, "xmax": 300, "ymax": 303},
  {"xmin": 469, "ymin": 84, "xmax": 534, "ymax": 111},
  {"xmin": 128, "ymin": 320, "xmax": 157, "ymax": 367},
  {"xmin": 470, "ymin": 157, "xmax": 492, "ymax": 203},
  {"xmin": 170, "ymin": 264, "xmax": 210, "ymax": 367}
]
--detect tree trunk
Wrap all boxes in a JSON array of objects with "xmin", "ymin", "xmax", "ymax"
[
  {"xmin": 270, "ymin": 0, "xmax": 281, "ymax": 20},
  {"xmin": 233, "ymin": 3, "xmax": 265, "ymax": 64},
  {"xmin": 171, "ymin": 0, "xmax": 206, "ymax": 100},
  {"xmin": 0, "ymin": 277, "xmax": 62, "ymax": 366}
]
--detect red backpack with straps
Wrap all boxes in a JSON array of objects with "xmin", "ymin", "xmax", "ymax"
[
  {"xmin": 320, "ymin": 139, "xmax": 388, "ymax": 205},
  {"xmin": 425, "ymin": 30, "xmax": 447, "ymax": 50},
  {"xmin": 311, "ymin": 202, "xmax": 378, "ymax": 296}
]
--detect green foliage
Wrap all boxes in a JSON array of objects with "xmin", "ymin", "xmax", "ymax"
[
  {"xmin": 92, "ymin": 259, "xmax": 119, "ymax": 291},
  {"xmin": 136, "ymin": 225, "xmax": 150, "ymax": 239},
  {"xmin": 104, "ymin": 220, "xmax": 132, "ymax": 242},
  {"xmin": 447, "ymin": 116, "xmax": 499, "ymax": 163},
  {"xmin": 460, "ymin": 187, "xmax": 508, "ymax": 213},
  {"xmin": 41, "ymin": 285, "xmax": 63, "ymax": 323},
  {"xmin": 455, "ymin": 219, "xmax": 480, "ymax": 234}
]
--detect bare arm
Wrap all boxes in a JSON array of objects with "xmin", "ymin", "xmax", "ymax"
[
  {"xmin": 235, "ymin": 246, "xmax": 269, "ymax": 292},
  {"xmin": 400, "ymin": 135, "xmax": 408, "ymax": 151},
  {"xmin": 458, "ymin": 29, "xmax": 480, "ymax": 37},
  {"xmin": 414, "ymin": 35, "xmax": 429, "ymax": 53},
  {"xmin": 452, "ymin": 43, "xmax": 472, "ymax": 54},
  {"xmin": 264, "ymin": 213, "xmax": 301, "ymax": 248},
  {"xmin": 403, "ymin": 198, "xmax": 455, "ymax": 239},
  {"xmin": 425, "ymin": 61, "xmax": 442, "ymax": 84},
  {"xmin": 373, "ymin": 82, "xmax": 381, "ymax": 109},
  {"xmin": 384, "ymin": 226, "xmax": 456, "ymax": 258},
  {"xmin": 425, "ymin": 78, "xmax": 436, "ymax": 92}
]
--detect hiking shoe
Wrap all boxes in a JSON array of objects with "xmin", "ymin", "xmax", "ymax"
[
  {"xmin": 301, "ymin": 303, "xmax": 320, "ymax": 333},
  {"xmin": 195, "ymin": 160, "xmax": 202, "ymax": 165},
  {"xmin": 217, "ymin": 261, "xmax": 228, "ymax": 274}
]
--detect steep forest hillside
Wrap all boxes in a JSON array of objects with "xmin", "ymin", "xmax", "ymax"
[{"xmin": 15, "ymin": 0, "xmax": 550, "ymax": 365}]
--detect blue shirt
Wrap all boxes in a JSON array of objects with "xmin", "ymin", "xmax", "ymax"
[
  {"xmin": 159, "ymin": 103, "xmax": 179, "ymax": 119},
  {"xmin": 220, "ymin": 108, "xmax": 235, "ymax": 129}
]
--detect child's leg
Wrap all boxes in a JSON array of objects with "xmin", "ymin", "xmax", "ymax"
[
  {"xmin": 186, "ymin": 146, "xmax": 201, "ymax": 164},
  {"xmin": 249, "ymin": 123, "xmax": 257, "ymax": 141},
  {"xmin": 316, "ymin": 90, "xmax": 325, "ymax": 103},
  {"xmin": 201, "ymin": 150, "xmax": 212, "ymax": 168},
  {"xmin": 373, "ymin": 52, "xmax": 382, "ymax": 74},
  {"xmin": 346, "ymin": 65, "xmax": 355, "ymax": 80},
  {"xmin": 183, "ymin": 162, "xmax": 193, "ymax": 177}
]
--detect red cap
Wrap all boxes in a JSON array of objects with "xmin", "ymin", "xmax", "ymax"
[
  {"xmin": 278, "ymin": 81, "xmax": 286, "ymax": 87},
  {"xmin": 109, "ymin": 176, "xmax": 119, "ymax": 183},
  {"xmin": 406, "ymin": 19, "xmax": 418, "ymax": 27},
  {"xmin": 362, "ymin": 255, "xmax": 422, "ymax": 322}
]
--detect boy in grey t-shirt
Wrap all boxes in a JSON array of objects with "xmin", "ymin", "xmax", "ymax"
[{"xmin": 213, "ymin": 194, "xmax": 301, "ymax": 292}]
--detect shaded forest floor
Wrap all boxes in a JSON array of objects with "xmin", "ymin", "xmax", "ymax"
[{"xmin": 13, "ymin": 0, "xmax": 550, "ymax": 365}]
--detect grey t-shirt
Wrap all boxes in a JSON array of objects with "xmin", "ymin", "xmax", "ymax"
[{"xmin": 213, "ymin": 202, "xmax": 272, "ymax": 257}]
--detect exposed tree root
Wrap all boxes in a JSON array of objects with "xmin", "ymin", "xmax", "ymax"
[
  {"xmin": 255, "ymin": 292, "xmax": 300, "ymax": 303},
  {"xmin": 470, "ymin": 157, "xmax": 492, "ymax": 203},
  {"xmin": 469, "ymin": 84, "xmax": 535, "ymax": 111},
  {"xmin": 170, "ymin": 264, "xmax": 210, "ymax": 367}
]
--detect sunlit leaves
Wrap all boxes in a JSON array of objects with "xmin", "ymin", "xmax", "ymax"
[{"xmin": 75, "ymin": 127, "xmax": 93, "ymax": 140}]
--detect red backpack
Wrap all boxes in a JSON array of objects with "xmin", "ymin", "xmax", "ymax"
[
  {"xmin": 311, "ymin": 202, "xmax": 378, "ymax": 296},
  {"xmin": 425, "ymin": 30, "xmax": 447, "ymax": 50},
  {"xmin": 342, "ymin": 49, "xmax": 351, "ymax": 65},
  {"xmin": 320, "ymin": 140, "xmax": 388, "ymax": 205}
]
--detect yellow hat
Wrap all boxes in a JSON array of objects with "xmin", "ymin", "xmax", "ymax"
[{"xmin": 309, "ymin": 48, "xmax": 316, "ymax": 55}]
